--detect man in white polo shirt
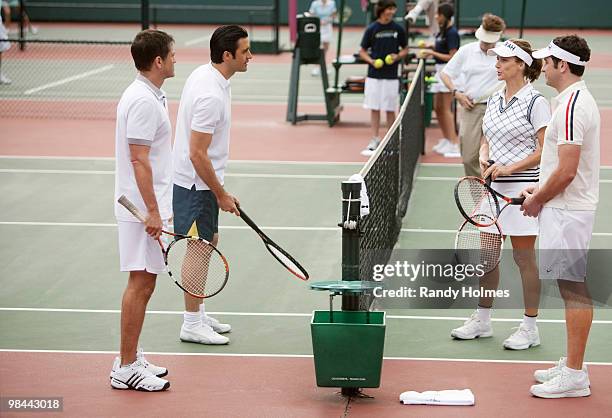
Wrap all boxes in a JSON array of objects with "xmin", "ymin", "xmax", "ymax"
[
  {"xmin": 521, "ymin": 35, "xmax": 599, "ymax": 399},
  {"xmin": 111, "ymin": 29, "xmax": 175, "ymax": 392},
  {"xmin": 173, "ymin": 25, "xmax": 252, "ymax": 345},
  {"xmin": 440, "ymin": 13, "xmax": 505, "ymax": 176}
]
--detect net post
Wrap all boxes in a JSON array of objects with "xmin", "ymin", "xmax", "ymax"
[{"xmin": 340, "ymin": 180, "xmax": 361, "ymax": 309}]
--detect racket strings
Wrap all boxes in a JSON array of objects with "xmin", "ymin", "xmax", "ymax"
[
  {"xmin": 167, "ymin": 238, "xmax": 227, "ymax": 297},
  {"xmin": 457, "ymin": 179, "xmax": 498, "ymax": 224},
  {"xmin": 266, "ymin": 243, "xmax": 309, "ymax": 280},
  {"xmin": 455, "ymin": 221, "xmax": 503, "ymax": 271}
]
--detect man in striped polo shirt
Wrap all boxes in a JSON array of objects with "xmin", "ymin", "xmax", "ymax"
[{"xmin": 521, "ymin": 35, "xmax": 599, "ymax": 399}]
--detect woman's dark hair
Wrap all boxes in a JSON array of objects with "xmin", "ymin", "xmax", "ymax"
[
  {"xmin": 437, "ymin": 3, "xmax": 454, "ymax": 38},
  {"xmin": 511, "ymin": 39, "xmax": 542, "ymax": 82},
  {"xmin": 131, "ymin": 29, "xmax": 174, "ymax": 71},
  {"xmin": 210, "ymin": 25, "xmax": 249, "ymax": 64}
]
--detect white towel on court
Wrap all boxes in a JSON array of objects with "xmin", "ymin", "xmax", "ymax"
[
  {"xmin": 399, "ymin": 389, "xmax": 475, "ymax": 405},
  {"xmin": 348, "ymin": 174, "xmax": 370, "ymax": 218}
]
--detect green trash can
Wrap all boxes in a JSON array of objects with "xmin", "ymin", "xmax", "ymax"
[{"xmin": 311, "ymin": 310, "xmax": 386, "ymax": 388}]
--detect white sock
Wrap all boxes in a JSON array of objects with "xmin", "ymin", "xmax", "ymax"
[
  {"xmin": 183, "ymin": 311, "xmax": 201, "ymax": 329},
  {"xmin": 199, "ymin": 303, "xmax": 207, "ymax": 319},
  {"xmin": 522, "ymin": 314, "xmax": 537, "ymax": 329},
  {"xmin": 476, "ymin": 307, "xmax": 491, "ymax": 322}
]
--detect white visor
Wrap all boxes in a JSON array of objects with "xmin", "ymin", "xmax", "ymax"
[
  {"xmin": 532, "ymin": 41, "xmax": 588, "ymax": 66},
  {"xmin": 487, "ymin": 40, "xmax": 533, "ymax": 66},
  {"xmin": 475, "ymin": 25, "xmax": 502, "ymax": 43}
]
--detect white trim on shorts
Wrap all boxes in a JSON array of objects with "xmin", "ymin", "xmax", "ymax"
[
  {"xmin": 117, "ymin": 220, "xmax": 168, "ymax": 275},
  {"xmin": 363, "ymin": 77, "xmax": 399, "ymax": 112},
  {"xmin": 538, "ymin": 207, "xmax": 595, "ymax": 282}
]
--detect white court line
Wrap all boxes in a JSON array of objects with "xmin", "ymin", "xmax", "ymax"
[
  {"xmin": 0, "ymin": 156, "xmax": 363, "ymax": 166},
  {"xmin": 1, "ymin": 307, "xmax": 611, "ymax": 324},
  {"xmin": 0, "ymin": 222, "xmax": 337, "ymax": 231},
  {"xmin": 0, "ymin": 349, "xmax": 610, "ymax": 366},
  {"xmin": 418, "ymin": 176, "xmax": 612, "ymax": 184},
  {"xmin": 184, "ymin": 35, "xmax": 210, "ymax": 46},
  {"xmin": 0, "ymin": 168, "xmax": 346, "ymax": 179},
  {"xmin": 401, "ymin": 228, "xmax": 612, "ymax": 236},
  {"xmin": 24, "ymin": 65, "xmax": 115, "ymax": 95}
]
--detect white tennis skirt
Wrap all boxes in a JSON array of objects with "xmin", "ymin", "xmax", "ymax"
[
  {"xmin": 430, "ymin": 63, "xmax": 451, "ymax": 93},
  {"xmin": 479, "ymin": 181, "xmax": 538, "ymax": 236}
]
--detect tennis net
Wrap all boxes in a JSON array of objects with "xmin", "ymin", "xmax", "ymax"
[{"xmin": 343, "ymin": 59, "xmax": 425, "ymax": 307}]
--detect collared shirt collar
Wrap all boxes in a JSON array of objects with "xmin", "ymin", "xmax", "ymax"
[
  {"xmin": 209, "ymin": 62, "xmax": 231, "ymax": 89},
  {"xmin": 136, "ymin": 73, "xmax": 166, "ymax": 104},
  {"xmin": 505, "ymin": 82, "xmax": 534, "ymax": 101},
  {"xmin": 554, "ymin": 80, "xmax": 586, "ymax": 102}
]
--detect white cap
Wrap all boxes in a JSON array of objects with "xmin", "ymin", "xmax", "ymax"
[
  {"xmin": 475, "ymin": 25, "xmax": 502, "ymax": 43},
  {"xmin": 487, "ymin": 40, "xmax": 533, "ymax": 66},
  {"xmin": 532, "ymin": 41, "xmax": 588, "ymax": 66}
]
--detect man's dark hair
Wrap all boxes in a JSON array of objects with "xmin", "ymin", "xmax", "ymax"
[
  {"xmin": 551, "ymin": 35, "xmax": 590, "ymax": 77},
  {"xmin": 376, "ymin": 0, "xmax": 397, "ymax": 18},
  {"xmin": 210, "ymin": 25, "xmax": 249, "ymax": 64},
  {"xmin": 130, "ymin": 29, "xmax": 174, "ymax": 71}
]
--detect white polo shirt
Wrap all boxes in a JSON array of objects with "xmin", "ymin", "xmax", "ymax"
[
  {"xmin": 441, "ymin": 41, "xmax": 500, "ymax": 103},
  {"xmin": 114, "ymin": 74, "xmax": 173, "ymax": 221},
  {"xmin": 173, "ymin": 63, "xmax": 231, "ymax": 191},
  {"xmin": 540, "ymin": 80, "xmax": 600, "ymax": 210}
]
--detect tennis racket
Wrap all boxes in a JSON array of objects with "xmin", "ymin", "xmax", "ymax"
[
  {"xmin": 237, "ymin": 205, "xmax": 309, "ymax": 281},
  {"xmin": 454, "ymin": 163, "xmax": 525, "ymax": 227},
  {"xmin": 117, "ymin": 195, "xmax": 229, "ymax": 298},
  {"xmin": 454, "ymin": 214, "xmax": 504, "ymax": 274}
]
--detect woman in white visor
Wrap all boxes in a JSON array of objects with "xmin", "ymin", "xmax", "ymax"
[{"xmin": 450, "ymin": 40, "xmax": 551, "ymax": 351}]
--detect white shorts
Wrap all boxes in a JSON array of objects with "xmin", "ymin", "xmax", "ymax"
[
  {"xmin": 117, "ymin": 220, "xmax": 168, "ymax": 275},
  {"xmin": 480, "ymin": 181, "xmax": 539, "ymax": 236},
  {"xmin": 430, "ymin": 63, "xmax": 451, "ymax": 93},
  {"xmin": 320, "ymin": 24, "xmax": 333, "ymax": 44},
  {"xmin": 0, "ymin": 22, "xmax": 10, "ymax": 53},
  {"xmin": 363, "ymin": 77, "xmax": 399, "ymax": 112},
  {"xmin": 538, "ymin": 207, "xmax": 595, "ymax": 282}
]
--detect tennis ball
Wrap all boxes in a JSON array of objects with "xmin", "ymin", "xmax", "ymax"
[
  {"xmin": 418, "ymin": 40, "xmax": 426, "ymax": 48},
  {"xmin": 373, "ymin": 59, "xmax": 384, "ymax": 69},
  {"xmin": 385, "ymin": 54, "xmax": 394, "ymax": 65}
]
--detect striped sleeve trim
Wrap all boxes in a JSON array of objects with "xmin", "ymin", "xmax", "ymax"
[{"xmin": 565, "ymin": 90, "xmax": 580, "ymax": 141}]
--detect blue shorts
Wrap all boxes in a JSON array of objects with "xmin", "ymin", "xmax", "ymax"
[{"xmin": 172, "ymin": 184, "xmax": 218, "ymax": 241}]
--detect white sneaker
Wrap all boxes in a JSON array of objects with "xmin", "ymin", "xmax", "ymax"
[
  {"xmin": 450, "ymin": 313, "xmax": 493, "ymax": 339},
  {"xmin": 110, "ymin": 359, "xmax": 170, "ymax": 392},
  {"xmin": 534, "ymin": 357, "xmax": 588, "ymax": 383},
  {"xmin": 29, "ymin": 26, "xmax": 39, "ymax": 35},
  {"xmin": 434, "ymin": 139, "xmax": 453, "ymax": 155},
  {"xmin": 180, "ymin": 323, "xmax": 229, "ymax": 345},
  {"xmin": 110, "ymin": 348, "xmax": 168, "ymax": 379},
  {"xmin": 432, "ymin": 138, "xmax": 450, "ymax": 153},
  {"xmin": 443, "ymin": 142, "xmax": 461, "ymax": 158},
  {"xmin": 0, "ymin": 74, "xmax": 11, "ymax": 85},
  {"xmin": 503, "ymin": 325, "xmax": 540, "ymax": 350},
  {"xmin": 360, "ymin": 138, "xmax": 380, "ymax": 157},
  {"xmin": 203, "ymin": 315, "xmax": 231, "ymax": 334},
  {"xmin": 530, "ymin": 366, "xmax": 591, "ymax": 398}
]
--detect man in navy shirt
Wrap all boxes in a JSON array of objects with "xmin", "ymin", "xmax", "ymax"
[{"xmin": 359, "ymin": 0, "xmax": 408, "ymax": 156}]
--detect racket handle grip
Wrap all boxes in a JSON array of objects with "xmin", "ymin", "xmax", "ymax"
[
  {"xmin": 511, "ymin": 196, "xmax": 526, "ymax": 205},
  {"xmin": 117, "ymin": 195, "xmax": 147, "ymax": 223}
]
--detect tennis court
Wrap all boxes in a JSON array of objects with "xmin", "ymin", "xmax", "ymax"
[{"xmin": 1, "ymin": 20, "xmax": 612, "ymax": 417}]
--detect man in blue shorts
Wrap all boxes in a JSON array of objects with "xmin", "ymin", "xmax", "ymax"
[{"xmin": 173, "ymin": 25, "xmax": 252, "ymax": 345}]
